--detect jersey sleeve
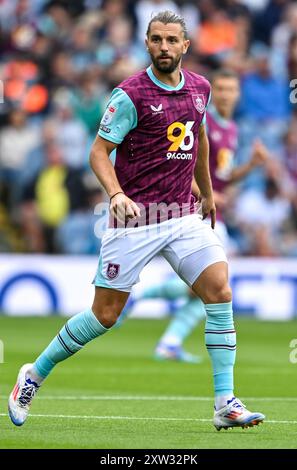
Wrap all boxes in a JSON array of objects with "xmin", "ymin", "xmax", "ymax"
[
  {"xmin": 201, "ymin": 91, "xmax": 211, "ymax": 126},
  {"xmin": 98, "ymin": 88, "xmax": 138, "ymax": 144}
]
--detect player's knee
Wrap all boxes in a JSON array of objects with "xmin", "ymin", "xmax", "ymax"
[
  {"xmin": 213, "ymin": 285, "xmax": 232, "ymax": 303},
  {"xmin": 205, "ymin": 284, "xmax": 232, "ymax": 304},
  {"xmin": 92, "ymin": 305, "xmax": 119, "ymax": 328}
]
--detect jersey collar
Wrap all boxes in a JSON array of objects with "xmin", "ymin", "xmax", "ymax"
[{"xmin": 146, "ymin": 65, "xmax": 185, "ymax": 91}]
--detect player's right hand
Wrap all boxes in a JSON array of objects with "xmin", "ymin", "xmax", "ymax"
[
  {"xmin": 201, "ymin": 196, "xmax": 216, "ymax": 229},
  {"xmin": 110, "ymin": 192, "xmax": 141, "ymax": 225}
]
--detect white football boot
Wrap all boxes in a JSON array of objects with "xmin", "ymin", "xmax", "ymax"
[
  {"xmin": 213, "ymin": 397, "xmax": 265, "ymax": 431},
  {"xmin": 8, "ymin": 363, "xmax": 40, "ymax": 426}
]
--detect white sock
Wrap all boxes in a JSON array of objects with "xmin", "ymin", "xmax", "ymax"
[
  {"xmin": 26, "ymin": 366, "xmax": 45, "ymax": 386},
  {"xmin": 215, "ymin": 394, "xmax": 234, "ymax": 410}
]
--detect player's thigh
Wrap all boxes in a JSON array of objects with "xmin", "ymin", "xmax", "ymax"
[
  {"xmin": 191, "ymin": 261, "xmax": 231, "ymax": 304},
  {"xmin": 162, "ymin": 215, "xmax": 227, "ymax": 289}
]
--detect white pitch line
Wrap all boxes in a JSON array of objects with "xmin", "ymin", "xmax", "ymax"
[
  {"xmin": 0, "ymin": 414, "xmax": 210, "ymax": 422},
  {"xmin": 39, "ymin": 396, "xmax": 212, "ymax": 401},
  {"xmin": 25, "ymin": 395, "xmax": 297, "ymax": 402},
  {"xmin": 0, "ymin": 413, "xmax": 297, "ymax": 425}
]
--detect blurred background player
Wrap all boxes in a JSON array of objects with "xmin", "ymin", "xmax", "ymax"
[{"xmin": 144, "ymin": 69, "xmax": 269, "ymax": 363}]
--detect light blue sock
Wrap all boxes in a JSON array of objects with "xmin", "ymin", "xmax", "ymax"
[
  {"xmin": 205, "ymin": 302, "xmax": 236, "ymax": 397},
  {"xmin": 33, "ymin": 308, "xmax": 109, "ymax": 380},
  {"xmin": 160, "ymin": 297, "xmax": 206, "ymax": 345},
  {"xmin": 142, "ymin": 278, "xmax": 189, "ymax": 301}
]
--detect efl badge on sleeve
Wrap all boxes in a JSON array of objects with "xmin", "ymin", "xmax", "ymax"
[
  {"xmin": 107, "ymin": 263, "xmax": 120, "ymax": 279},
  {"xmin": 192, "ymin": 94, "xmax": 205, "ymax": 113},
  {"xmin": 101, "ymin": 105, "xmax": 117, "ymax": 126}
]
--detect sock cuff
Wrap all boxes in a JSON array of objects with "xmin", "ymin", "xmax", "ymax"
[
  {"xmin": 205, "ymin": 302, "xmax": 234, "ymax": 331},
  {"xmin": 88, "ymin": 309, "xmax": 110, "ymax": 334},
  {"xmin": 205, "ymin": 301, "xmax": 233, "ymax": 314}
]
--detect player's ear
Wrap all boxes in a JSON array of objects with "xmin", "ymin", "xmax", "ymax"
[
  {"xmin": 145, "ymin": 38, "xmax": 149, "ymax": 50},
  {"xmin": 183, "ymin": 39, "xmax": 190, "ymax": 54}
]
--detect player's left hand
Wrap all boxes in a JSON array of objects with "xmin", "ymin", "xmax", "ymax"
[
  {"xmin": 201, "ymin": 196, "xmax": 216, "ymax": 229},
  {"xmin": 250, "ymin": 139, "xmax": 269, "ymax": 167}
]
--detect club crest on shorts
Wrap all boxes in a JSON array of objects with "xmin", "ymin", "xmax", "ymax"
[
  {"xmin": 192, "ymin": 94, "xmax": 205, "ymax": 113},
  {"xmin": 106, "ymin": 263, "xmax": 120, "ymax": 279}
]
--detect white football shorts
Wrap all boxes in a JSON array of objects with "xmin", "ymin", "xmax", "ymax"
[
  {"xmin": 93, "ymin": 214, "xmax": 227, "ymax": 292},
  {"xmin": 203, "ymin": 218, "xmax": 232, "ymax": 254}
]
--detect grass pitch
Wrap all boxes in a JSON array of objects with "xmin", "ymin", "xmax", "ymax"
[{"xmin": 0, "ymin": 316, "xmax": 296, "ymax": 449}]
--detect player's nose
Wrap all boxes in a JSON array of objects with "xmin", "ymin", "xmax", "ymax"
[{"xmin": 160, "ymin": 39, "xmax": 169, "ymax": 51}]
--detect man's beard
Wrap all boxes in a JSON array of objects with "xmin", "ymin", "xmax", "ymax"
[{"xmin": 150, "ymin": 53, "xmax": 182, "ymax": 73}]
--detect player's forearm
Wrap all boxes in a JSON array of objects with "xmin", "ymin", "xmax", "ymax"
[
  {"xmin": 194, "ymin": 127, "xmax": 213, "ymax": 198},
  {"xmin": 89, "ymin": 138, "xmax": 122, "ymax": 198},
  {"xmin": 191, "ymin": 178, "xmax": 200, "ymax": 199}
]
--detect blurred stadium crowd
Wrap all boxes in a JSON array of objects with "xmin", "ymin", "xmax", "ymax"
[{"xmin": 0, "ymin": 0, "xmax": 296, "ymax": 256}]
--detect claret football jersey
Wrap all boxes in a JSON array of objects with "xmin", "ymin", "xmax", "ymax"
[{"xmin": 98, "ymin": 65, "xmax": 211, "ymax": 223}]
